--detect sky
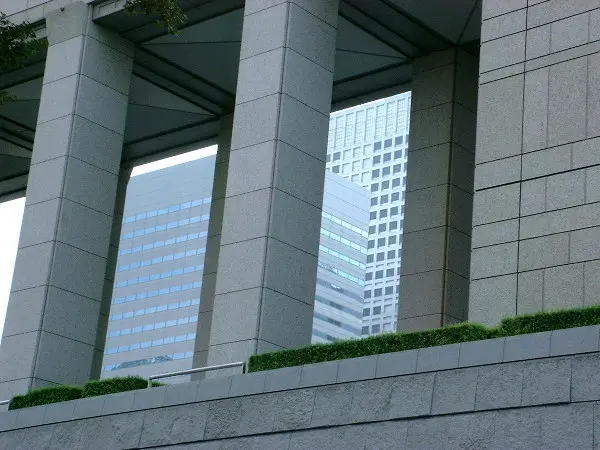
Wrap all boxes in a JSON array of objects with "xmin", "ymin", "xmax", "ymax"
[{"xmin": 0, "ymin": 145, "xmax": 217, "ymax": 341}]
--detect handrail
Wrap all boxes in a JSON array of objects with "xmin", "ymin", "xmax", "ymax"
[{"xmin": 147, "ymin": 361, "xmax": 245, "ymax": 387}]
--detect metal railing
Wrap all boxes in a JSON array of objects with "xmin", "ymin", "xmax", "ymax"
[{"xmin": 147, "ymin": 361, "xmax": 246, "ymax": 387}]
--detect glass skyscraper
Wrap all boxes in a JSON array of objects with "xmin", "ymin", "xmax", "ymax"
[{"xmin": 326, "ymin": 92, "xmax": 411, "ymax": 336}]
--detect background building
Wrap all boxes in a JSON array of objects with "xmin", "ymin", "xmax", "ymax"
[
  {"xmin": 326, "ymin": 92, "xmax": 412, "ymax": 336},
  {"xmin": 102, "ymin": 157, "xmax": 369, "ymax": 378}
]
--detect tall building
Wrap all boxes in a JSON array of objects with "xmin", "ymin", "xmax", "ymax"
[
  {"xmin": 313, "ymin": 172, "xmax": 370, "ymax": 343},
  {"xmin": 326, "ymin": 92, "xmax": 412, "ymax": 336},
  {"xmin": 101, "ymin": 158, "xmax": 369, "ymax": 378}
]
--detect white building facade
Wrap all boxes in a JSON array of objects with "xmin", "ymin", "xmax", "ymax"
[{"xmin": 326, "ymin": 92, "xmax": 411, "ymax": 336}]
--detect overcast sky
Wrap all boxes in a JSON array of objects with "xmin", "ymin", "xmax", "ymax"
[{"xmin": 0, "ymin": 146, "xmax": 217, "ymax": 342}]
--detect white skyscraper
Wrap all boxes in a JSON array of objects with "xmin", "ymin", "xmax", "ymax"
[{"xmin": 326, "ymin": 92, "xmax": 411, "ymax": 336}]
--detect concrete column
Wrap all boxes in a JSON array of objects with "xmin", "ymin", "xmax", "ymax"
[
  {"xmin": 398, "ymin": 49, "xmax": 478, "ymax": 332},
  {"xmin": 204, "ymin": 0, "xmax": 339, "ymax": 366},
  {"xmin": 192, "ymin": 114, "xmax": 233, "ymax": 370},
  {"xmin": 0, "ymin": 2, "xmax": 133, "ymax": 398},
  {"xmin": 471, "ymin": 1, "xmax": 600, "ymax": 325}
]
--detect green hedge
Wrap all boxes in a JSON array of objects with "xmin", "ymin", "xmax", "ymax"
[
  {"xmin": 83, "ymin": 376, "xmax": 161, "ymax": 398},
  {"xmin": 248, "ymin": 323, "xmax": 491, "ymax": 372},
  {"xmin": 497, "ymin": 304, "xmax": 600, "ymax": 336},
  {"xmin": 248, "ymin": 305, "xmax": 600, "ymax": 372},
  {"xmin": 9, "ymin": 386, "xmax": 82, "ymax": 410}
]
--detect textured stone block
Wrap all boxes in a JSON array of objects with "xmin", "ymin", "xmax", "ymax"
[
  {"xmin": 474, "ymin": 156, "xmax": 521, "ymax": 190},
  {"xmin": 550, "ymin": 12, "xmax": 589, "ymax": 53},
  {"xmin": 299, "ymin": 360, "xmax": 339, "ymax": 387},
  {"xmin": 548, "ymin": 57, "xmax": 587, "ymax": 147},
  {"xmin": 482, "ymin": 0, "xmax": 526, "ymax": 20},
  {"xmin": 229, "ymin": 372, "xmax": 265, "ymax": 397},
  {"xmin": 472, "ymin": 219, "xmax": 519, "ymax": 249},
  {"xmin": 196, "ymin": 376, "xmax": 233, "ymax": 402},
  {"xmin": 570, "ymin": 226, "xmax": 600, "ymax": 263},
  {"xmin": 432, "ymin": 368, "xmax": 478, "ymax": 414},
  {"xmin": 544, "ymin": 263, "xmax": 584, "ymax": 310},
  {"xmin": 481, "ymin": 9, "xmax": 526, "ymax": 42},
  {"xmin": 416, "ymin": 343, "xmax": 460, "ymax": 372},
  {"xmin": 517, "ymin": 270, "xmax": 544, "ymax": 314},
  {"xmin": 476, "ymin": 363, "xmax": 524, "ymax": 410},
  {"xmin": 480, "ymin": 32, "xmax": 526, "ymax": 72},
  {"xmin": 101, "ymin": 391, "xmax": 135, "ymax": 415},
  {"xmin": 43, "ymin": 399, "xmax": 77, "ymax": 424},
  {"xmin": 289, "ymin": 425, "xmax": 366, "ymax": 450},
  {"xmin": 572, "ymin": 354, "xmax": 600, "ymax": 401},
  {"xmin": 519, "ymin": 233, "xmax": 570, "ymax": 271},
  {"xmin": 0, "ymin": 425, "xmax": 56, "ymax": 450},
  {"xmin": 132, "ymin": 386, "xmax": 167, "ymax": 411},
  {"xmin": 0, "ymin": 410, "xmax": 18, "ymax": 432},
  {"xmin": 520, "ymin": 178, "xmax": 546, "ymax": 216},
  {"xmin": 375, "ymin": 350, "xmax": 418, "ymax": 378},
  {"xmin": 72, "ymin": 396, "xmax": 104, "ymax": 420},
  {"xmin": 204, "ymin": 398, "xmax": 243, "ymax": 439},
  {"xmin": 272, "ymin": 389, "xmax": 315, "ymax": 431},
  {"xmin": 459, "ymin": 338, "xmax": 505, "ymax": 367},
  {"xmin": 406, "ymin": 415, "xmax": 452, "ymax": 448},
  {"xmin": 263, "ymin": 366, "xmax": 301, "ymax": 392},
  {"xmin": 448, "ymin": 411, "xmax": 497, "ymax": 449},
  {"xmin": 388, "ymin": 373, "xmax": 434, "ymax": 419},
  {"xmin": 550, "ymin": 326, "xmax": 600, "ymax": 356},
  {"xmin": 15, "ymin": 405, "xmax": 47, "ymax": 428},
  {"xmin": 139, "ymin": 404, "xmax": 208, "ymax": 447},
  {"xmin": 503, "ymin": 331, "xmax": 551, "ymax": 361},
  {"xmin": 545, "ymin": 170, "xmax": 585, "ymax": 211},
  {"xmin": 521, "ymin": 358, "xmax": 571, "ymax": 406},
  {"xmin": 311, "ymin": 384, "xmax": 353, "ymax": 426},
  {"xmin": 476, "ymin": 75, "xmax": 524, "ymax": 163},
  {"xmin": 238, "ymin": 393, "xmax": 276, "ymax": 435},
  {"xmin": 337, "ymin": 355, "xmax": 377, "ymax": 383},
  {"xmin": 471, "ymin": 243, "xmax": 518, "ymax": 280},
  {"xmin": 522, "ymin": 145, "xmax": 571, "ymax": 179},
  {"xmin": 349, "ymin": 378, "xmax": 394, "ymax": 423},
  {"xmin": 163, "ymin": 382, "xmax": 199, "ymax": 406}
]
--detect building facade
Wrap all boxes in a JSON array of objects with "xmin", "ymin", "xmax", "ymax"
[
  {"xmin": 101, "ymin": 158, "xmax": 368, "ymax": 378},
  {"xmin": 326, "ymin": 93, "xmax": 411, "ymax": 336}
]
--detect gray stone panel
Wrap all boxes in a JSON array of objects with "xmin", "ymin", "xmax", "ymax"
[
  {"xmin": 431, "ymin": 369, "xmax": 478, "ymax": 414},
  {"xmin": 140, "ymin": 404, "xmax": 208, "ymax": 447},
  {"xmin": 476, "ymin": 363, "xmax": 524, "ymax": 410},
  {"xmin": 272, "ymin": 389, "xmax": 315, "ymax": 432},
  {"xmin": 521, "ymin": 358, "xmax": 571, "ymax": 406},
  {"xmin": 388, "ymin": 373, "xmax": 434, "ymax": 419},
  {"xmin": 311, "ymin": 384, "xmax": 353, "ymax": 427}
]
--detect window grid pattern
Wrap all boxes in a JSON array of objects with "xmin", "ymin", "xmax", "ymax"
[{"xmin": 326, "ymin": 92, "xmax": 411, "ymax": 337}]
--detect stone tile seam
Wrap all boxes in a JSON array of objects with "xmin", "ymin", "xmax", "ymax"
[
  {"xmin": 481, "ymin": 27, "xmax": 526, "ymax": 46},
  {"xmin": 527, "ymin": 7, "xmax": 600, "ymax": 30},
  {"xmin": 218, "ymin": 234, "xmax": 319, "ymax": 261},
  {"xmin": 41, "ymin": 72, "xmax": 129, "ymax": 100},
  {"xmin": 2, "ymin": 328, "xmax": 97, "ymax": 351},
  {"xmin": 243, "ymin": 0, "xmax": 338, "ymax": 31},
  {"xmin": 520, "ymin": 223, "xmax": 600, "ymax": 247},
  {"xmin": 525, "ymin": 41, "xmax": 600, "ymax": 72},
  {"xmin": 407, "ymin": 140, "xmax": 474, "ymax": 156},
  {"xmin": 402, "ymin": 225, "xmax": 471, "ymax": 239},
  {"xmin": 479, "ymin": 63, "xmax": 525, "ymax": 85},
  {"xmin": 230, "ymin": 137, "xmax": 326, "ymax": 163},
  {"xmin": 30, "ymin": 147, "xmax": 122, "ymax": 179},
  {"xmin": 234, "ymin": 91, "xmax": 329, "ymax": 120},
  {"xmin": 6, "ymin": 278, "xmax": 103, "ymax": 305},
  {"xmin": 479, "ymin": 39, "xmax": 600, "ymax": 76},
  {"xmin": 18, "ymin": 231, "xmax": 112, "ymax": 261},
  {"xmin": 400, "ymin": 267, "xmax": 470, "ymax": 281},
  {"xmin": 222, "ymin": 185, "xmax": 325, "ymax": 213},
  {"xmin": 406, "ymin": 181, "xmax": 474, "ymax": 197},
  {"xmin": 35, "ymin": 112, "xmax": 125, "ymax": 140},
  {"xmin": 482, "ymin": 6, "xmax": 527, "ymax": 22}
]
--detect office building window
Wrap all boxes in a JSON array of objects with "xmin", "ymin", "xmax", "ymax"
[
  {"xmin": 378, "ymin": 223, "xmax": 387, "ymax": 232},
  {"xmin": 381, "ymin": 180, "xmax": 390, "ymax": 190},
  {"xmin": 373, "ymin": 306, "xmax": 381, "ymax": 314},
  {"xmin": 382, "ymin": 167, "xmax": 390, "ymax": 176},
  {"xmin": 370, "ymin": 211, "xmax": 377, "ymax": 219},
  {"xmin": 383, "ymin": 152, "xmax": 392, "ymax": 162},
  {"xmin": 365, "ymin": 272, "xmax": 373, "ymax": 281},
  {"xmin": 332, "ymin": 165, "xmax": 340, "ymax": 173},
  {"xmin": 391, "ymin": 192, "xmax": 400, "ymax": 202},
  {"xmin": 363, "ymin": 308, "xmax": 370, "ymax": 317},
  {"xmin": 369, "ymin": 225, "xmax": 376, "ymax": 234},
  {"xmin": 392, "ymin": 178, "xmax": 400, "ymax": 187},
  {"xmin": 371, "ymin": 184, "xmax": 379, "ymax": 193},
  {"xmin": 389, "ymin": 221, "xmax": 398, "ymax": 230},
  {"xmin": 374, "ymin": 141, "xmax": 382, "ymax": 151},
  {"xmin": 376, "ymin": 252, "xmax": 385, "ymax": 261},
  {"xmin": 368, "ymin": 240, "xmax": 375, "ymax": 249},
  {"xmin": 384, "ymin": 139, "xmax": 392, "ymax": 148},
  {"xmin": 395, "ymin": 136, "xmax": 403, "ymax": 145},
  {"xmin": 391, "ymin": 206, "xmax": 399, "ymax": 216},
  {"xmin": 380, "ymin": 194, "xmax": 389, "ymax": 204},
  {"xmin": 371, "ymin": 197, "xmax": 378, "ymax": 206},
  {"xmin": 367, "ymin": 254, "xmax": 374, "ymax": 263},
  {"xmin": 377, "ymin": 238, "xmax": 386, "ymax": 247},
  {"xmin": 389, "ymin": 235, "xmax": 397, "ymax": 244},
  {"xmin": 387, "ymin": 250, "xmax": 396, "ymax": 258},
  {"xmin": 362, "ymin": 326, "xmax": 369, "ymax": 335},
  {"xmin": 375, "ymin": 270, "xmax": 384, "ymax": 279},
  {"xmin": 380, "ymin": 209, "xmax": 388, "ymax": 218},
  {"xmin": 373, "ymin": 155, "xmax": 381, "ymax": 164},
  {"xmin": 385, "ymin": 286, "xmax": 395, "ymax": 295},
  {"xmin": 386, "ymin": 268, "xmax": 395, "ymax": 277},
  {"xmin": 364, "ymin": 290, "xmax": 372, "ymax": 298},
  {"xmin": 372, "ymin": 324, "xmax": 380, "ymax": 333},
  {"xmin": 372, "ymin": 169, "xmax": 380, "ymax": 179},
  {"xmin": 333, "ymin": 152, "xmax": 341, "ymax": 161}
]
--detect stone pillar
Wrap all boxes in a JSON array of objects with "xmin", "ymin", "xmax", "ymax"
[
  {"xmin": 398, "ymin": 48, "xmax": 478, "ymax": 332},
  {"xmin": 471, "ymin": 1, "xmax": 600, "ymax": 325},
  {"xmin": 0, "ymin": 2, "xmax": 133, "ymax": 398},
  {"xmin": 192, "ymin": 115, "xmax": 233, "ymax": 370},
  {"xmin": 204, "ymin": 0, "xmax": 339, "ymax": 366}
]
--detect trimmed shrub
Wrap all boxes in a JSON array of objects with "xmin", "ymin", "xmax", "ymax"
[
  {"xmin": 497, "ymin": 304, "xmax": 600, "ymax": 336},
  {"xmin": 248, "ymin": 323, "xmax": 492, "ymax": 372},
  {"xmin": 82, "ymin": 376, "xmax": 161, "ymax": 398},
  {"xmin": 8, "ymin": 386, "xmax": 83, "ymax": 410}
]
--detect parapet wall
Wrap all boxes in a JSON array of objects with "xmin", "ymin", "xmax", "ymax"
[{"xmin": 2, "ymin": 326, "xmax": 600, "ymax": 448}]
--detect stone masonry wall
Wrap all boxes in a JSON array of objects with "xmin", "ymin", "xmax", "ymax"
[{"xmin": 2, "ymin": 326, "xmax": 600, "ymax": 448}]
